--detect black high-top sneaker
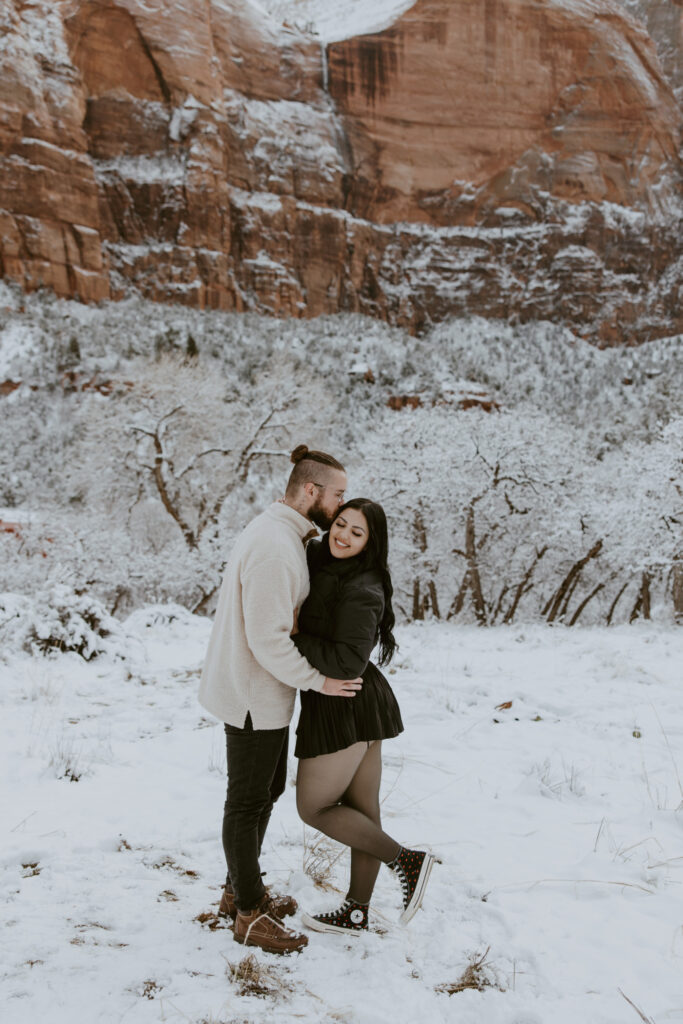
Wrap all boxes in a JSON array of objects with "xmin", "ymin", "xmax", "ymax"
[
  {"xmin": 388, "ymin": 847, "xmax": 438, "ymax": 924},
  {"xmin": 301, "ymin": 898, "xmax": 369, "ymax": 935}
]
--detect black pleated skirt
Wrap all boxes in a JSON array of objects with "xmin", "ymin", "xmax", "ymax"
[{"xmin": 295, "ymin": 661, "xmax": 403, "ymax": 759}]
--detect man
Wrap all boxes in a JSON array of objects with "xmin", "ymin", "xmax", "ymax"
[{"xmin": 199, "ymin": 445, "xmax": 362, "ymax": 954}]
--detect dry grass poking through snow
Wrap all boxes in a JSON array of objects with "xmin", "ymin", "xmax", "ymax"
[
  {"xmin": 194, "ymin": 907, "xmax": 228, "ymax": 931},
  {"xmin": 225, "ymin": 953, "xmax": 294, "ymax": 999},
  {"xmin": 47, "ymin": 735, "xmax": 88, "ymax": 781},
  {"xmin": 436, "ymin": 947, "xmax": 504, "ymax": 996},
  {"xmin": 302, "ymin": 830, "xmax": 345, "ymax": 889}
]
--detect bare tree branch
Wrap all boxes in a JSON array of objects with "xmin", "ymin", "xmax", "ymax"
[
  {"xmin": 606, "ymin": 581, "xmax": 629, "ymax": 625},
  {"xmin": 504, "ymin": 490, "xmax": 530, "ymax": 515},
  {"xmin": 130, "ymin": 426, "xmax": 156, "ymax": 441},
  {"xmin": 465, "ymin": 502, "xmax": 487, "ymax": 624},
  {"xmin": 504, "ymin": 546, "xmax": 547, "ymax": 624},
  {"xmin": 234, "ymin": 409, "xmax": 280, "ymax": 483},
  {"xmin": 672, "ymin": 560, "xmax": 683, "ymax": 623},
  {"xmin": 629, "ymin": 571, "xmax": 652, "ymax": 623},
  {"xmin": 492, "ymin": 584, "xmax": 509, "ymax": 623},
  {"xmin": 196, "ymin": 408, "xmax": 285, "ymax": 539},
  {"xmin": 413, "ymin": 510, "xmax": 428, "ymax": 554},
  {"xmin": 543, "ymin": 540, "xmax": 603, "ymax": 623},
  {"xmin": 568, "ymin": 583, "xmax": 605, "ymax": 626},
  {"xmin": 177, "ymin": 447, "xmax": 234, "ymax": 480},
  {"xmin": 130, "ymin": 412, "xmax": 197, "ymax": 548},
  {"xmin": 447, "ymin": 572, "xmax": 469, "ymax": 620},
  {"xmin": 150, "ymin": 430, "xmax": 197, "ymax": 548},
  {"xmin": 412, "ymin": 578, "xmax": 441, "ymax": 620},
  {"xmin": 157, "ymin": 405, "xmax": 184, "ymax": 429},
  {"xmin": 618, "ymin": 988, "xmax": 656, "ymax": 1024},
  {"xmin": 192, "ymin": 582, "xmax": 222, "ymax": 616}
]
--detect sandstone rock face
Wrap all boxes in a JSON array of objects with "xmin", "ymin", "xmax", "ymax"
[
  {"xmin": 328, "ymin": 0, "xmax": 680, "ymax": 223},
  {"xmin": 0, "ymin": 2, "xmax": 105, "ymax": 300},
  {"xmin": 0, "ymin": 0, "xmax": 681, "ymax": 343}
]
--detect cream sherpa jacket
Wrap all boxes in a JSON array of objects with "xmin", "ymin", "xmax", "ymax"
[{"xmin": 198, "ymin": 502, "xmax": 326, "ymax": 729}]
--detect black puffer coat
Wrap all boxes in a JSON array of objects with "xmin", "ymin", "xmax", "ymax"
[{"xmin": 293, "ymin": 538, "xmax": 403, "ymax": 758}]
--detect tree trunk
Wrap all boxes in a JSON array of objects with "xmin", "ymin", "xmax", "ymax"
[
  {"xmin": 447, "ymin": 573, "xmax": 468, "ymax": 620},
  {"xmin": 543, "ymin": 539, "xmax": 603, "ymax": 623},
  {"xmin": 192, "ymin": 583, "xmax": 220, "ymax": 616},
  {"xmin": 606, "ymin": 581, "xmax": 628, "ymax": 625},
  {"xmin": 465, "ymin": 503, "xmax": 487, "ymax": 625},
  {"xmin": 413, "ymin": 510, "xmax": 428, "ymax": 554},
  {"xmin": 413, "ymin": 578, "xmax": 440, "ymax": 620},
  {"xmin": 428, "ymin": 580, "xmax": 441, "ymax": 619},
  {"xmin": 568, "ymin": 583, "xmax": 604, "ymax": 626},
  {"xmin": 492, "ymin": 584, "xmax": 509, "ymax": 623},
  {"xmin": 672, "ymin": 560, "xmax": 683, "ymax": 624},
  {"xmin": 630, "ymin": 571, "xmax": 652, "ymax": 623},
  {"xmin": 412, "ymin": 579, "xmax": 424, "ymax": 620},
  {"xmin": 504, "ymin": 546, "xmax": 547, "ymax": 624}
]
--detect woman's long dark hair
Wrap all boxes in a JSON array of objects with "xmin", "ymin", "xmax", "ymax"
[{"xmin": 335, "ymin": 498, "xmax": 397, "ymax": 666}]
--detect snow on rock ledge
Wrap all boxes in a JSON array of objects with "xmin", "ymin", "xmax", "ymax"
[{"xmin": 262, "ymin": 0, "xmax": 418, "ymax": 43}]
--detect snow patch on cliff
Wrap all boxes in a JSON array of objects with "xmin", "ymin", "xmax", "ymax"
[
  {"xmin": 223, "ymin": 90, "xmax": 345, "ymax": 186},
  {"xmin": 262, "ymin": 0, "xmax": 416, "ymax": 41},
  {"xmin": 93, "ymin": 154, "xmax": 187, "ymax": 186}
]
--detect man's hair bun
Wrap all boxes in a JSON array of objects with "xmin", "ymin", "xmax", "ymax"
[
  {"xmin": 285, "ymin": 446, "xmax": 345, "ymax": 494},
  {"xmin": 290, "ymin": 444, "xmax": 309, "ymax": 464}
]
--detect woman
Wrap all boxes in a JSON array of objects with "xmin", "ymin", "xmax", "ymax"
[{"xmin": 292, "ymin": 498, "xmax": 437, "ymax": 935}]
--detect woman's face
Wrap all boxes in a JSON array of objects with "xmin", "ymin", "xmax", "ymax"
[{"xmin": 328, "ymin": 508, "xmax": 369, "ymax": 559}]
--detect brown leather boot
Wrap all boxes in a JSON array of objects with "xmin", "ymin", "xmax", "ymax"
[
  {"xmin": 219, "ymin": 885, "xmax": 297, "ymax": 921},
  {"xmin": 233, "ymin": 895, "xmax": 308, "ymax": 955}
]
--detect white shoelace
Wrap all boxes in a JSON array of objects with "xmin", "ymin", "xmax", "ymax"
[{"xmin": 244, "ymin": 911, "xmax": 295, "ymax": 943}]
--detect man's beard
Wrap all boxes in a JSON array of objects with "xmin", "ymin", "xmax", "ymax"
[{"xmin": 308, "ymin": 496, "xmax": 335, "ymax": 530}]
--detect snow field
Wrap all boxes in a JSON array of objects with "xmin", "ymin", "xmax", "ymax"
[{"xmin": 1, "ymin": 612, "xmax": 682, "ymax": 1023}]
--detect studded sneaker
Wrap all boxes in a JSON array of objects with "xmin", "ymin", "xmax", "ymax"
[
  {"xmin": 388, "ymin": 847, "xmax": 438, "ymax": 924},
  {"xmin": 219, "ymin": 884, "xmax": 297, "ymax": 921},
  {"xmin": 301, "ymin": 898, "xmax": 369, "ymax": 935}
]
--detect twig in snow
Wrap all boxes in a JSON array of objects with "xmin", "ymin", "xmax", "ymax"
[
  {"xmin": 10, "ymin": 811, "xmax": 37, "ymax": 832},
  {"xmin": 493, "ymin": 877, "xmax": 655, "ymax": 895},
  {"xmin": 647, "ymin": 855, "xmax": 683, "ymax": 869},
  {"xmin": 593, "ymin": 816, "xmax": 608, "ymax": 853},
  {"xmin": 618, "ymin": 988, "xmax": 657, "ymax": 1024},
  {"xmin": 649, "ymin": 702, "xmax": 683, "ymax": 806}
]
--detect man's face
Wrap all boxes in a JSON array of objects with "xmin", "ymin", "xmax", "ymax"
[{"xmin": 308, "ymin": 470, "xmax": 347, "ymax": 530}]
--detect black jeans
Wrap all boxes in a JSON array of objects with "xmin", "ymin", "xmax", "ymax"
[{"xmin": 222, "ymin": 712, "xmax": 289, "ymax": 912}]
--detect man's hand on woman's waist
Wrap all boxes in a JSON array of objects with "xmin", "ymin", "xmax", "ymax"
[{"xmin": 321, "ymin": 676, "xmax": 362, "ymax": 697}]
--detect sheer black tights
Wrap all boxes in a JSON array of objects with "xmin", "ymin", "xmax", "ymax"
[{"xmin": 296, "ymin": 740, "xmax": 401, "ymax": 904}]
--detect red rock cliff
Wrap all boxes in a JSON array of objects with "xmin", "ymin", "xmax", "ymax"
[
  {"xmin": 328, "ymin": 0, "xmax": 680, "ymax": 222},
  {"xmin": 0, "ymin": 0, "xmax": 681, "ymax": 343}
]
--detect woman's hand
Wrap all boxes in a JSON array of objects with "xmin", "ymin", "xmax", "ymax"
[{"xmin": 291, "ymin": 607, "xmax": 299, "ymax": 635}]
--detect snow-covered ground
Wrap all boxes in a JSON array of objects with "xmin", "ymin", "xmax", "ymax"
[{"xmin": 2, "ymin": 610, "xmax": 682, "ymax": 1024}]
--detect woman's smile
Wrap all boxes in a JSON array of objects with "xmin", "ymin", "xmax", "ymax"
[{"xmin": 329, "ymin": 508, "xmax": 369, "ymax": 559}]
